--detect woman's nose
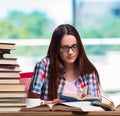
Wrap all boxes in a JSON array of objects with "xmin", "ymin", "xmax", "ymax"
[{"xmin": 68, "ymin": 48, "xmax": 73, "ymax": 54}]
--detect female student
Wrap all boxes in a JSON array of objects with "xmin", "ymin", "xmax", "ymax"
[{"xmin": 28, "ymin": 24, "xmax": 101, "ymax": 105}]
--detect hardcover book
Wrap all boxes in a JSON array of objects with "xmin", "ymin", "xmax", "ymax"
[
  {"xmin": 0, "ymin": 91, "xmax": 26, "ymax": 98},
  {"xmin": 0, "ymin": 65, "xmax": 21, "ymax": 72},
  {"xmin": 0, "ymin": 58, "xmax": 18, "ymax": 65},
  {"xmin": 0, "ymin": 84, "xmax": 25, "ymax": 92},
  {"xmin": 0, "ymin": 43, "xmax": 15, "ymax": 50},
  {"xmin": 0, "ymin": 79, "xmax": 20, "ymax": 83},
  {"xmin": 0, "ymin": 106, "xmax": 24, "ymax": 112},
  {"xmin": 59, "ymin": 94, "xmax": 101, "ymax": 102},
  {"xmin": 0, "ymin": 101, "xmax": 26, "ymax": 107},
  {"xmin": 21, "ymin": 101, "xmax": 105, "ymax": 112},
  {"xmin": 0, "ymin": 72, "xmax": 20, "ymax": 78}
]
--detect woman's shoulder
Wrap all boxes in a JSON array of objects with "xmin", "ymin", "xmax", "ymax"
[
  {"xmin": 81, "ymin": 71, "xmax": 97, "ymax": 78},
  {"xmin": 36, "ymin": 57, "xmax": 50, "ymax": 66}
]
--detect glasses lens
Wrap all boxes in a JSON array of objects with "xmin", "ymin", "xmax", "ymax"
[
  {"xmin": 60, "ymin": 46, "xmax": 69, "ymax": 52},
  {"xmin": 71, "ymin": 44, "xmax": 78, "ymax": 51}
]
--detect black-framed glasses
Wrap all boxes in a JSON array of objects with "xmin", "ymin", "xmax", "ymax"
[{"xmin": 60, "ymin": 44, "xmax": 78, "ymax": 52}]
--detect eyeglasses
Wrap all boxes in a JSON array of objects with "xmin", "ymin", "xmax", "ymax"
[{"xmin": 60, "ymin": 44, "xmax": 78, "ymax": 52}]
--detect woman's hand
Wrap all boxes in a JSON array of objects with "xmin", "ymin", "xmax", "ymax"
[
  {"xmin": 81, "ymin": 94, "xmax": 93, "ymax": 99},
  {"xmin": 44, "ymin": 98, "xmax": 66, "ymax": 104}
]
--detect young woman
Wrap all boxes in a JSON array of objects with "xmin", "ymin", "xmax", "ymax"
[{"xmin": 28, "ymin": 24, "xmax": 101, "ymax": 105}]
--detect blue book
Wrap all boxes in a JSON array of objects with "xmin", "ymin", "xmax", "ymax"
[{"xmin": 59, "ymin": 94, "xmax": 101, "ymax": 102}]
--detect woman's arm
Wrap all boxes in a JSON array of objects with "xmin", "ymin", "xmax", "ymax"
[
  {"xmin": 28, "ymin": 92, "xmax": 40, "ymax": 98},
  {"xmin": 87, "ymin": 72, "xmax": 101, "ymax": 97},
  {"xmin": 28, "ymin": 92, "xmax": 64, "ymax": 104},
  {"xmin": 28, "ymin": 58, "xmax": 49, "ymax": 97}
]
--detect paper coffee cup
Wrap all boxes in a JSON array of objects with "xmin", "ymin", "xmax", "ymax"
[{"xmin": 26, "ymin": 98, "xmax": 41, "ymax": 108}]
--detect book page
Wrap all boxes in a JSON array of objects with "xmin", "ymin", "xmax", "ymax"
[
  {"xmin": 109, "ymin": 93, "xmax": 120, "ymax": 109},
  {"xmin": 21, "ymin": 104, "xmax": 50, "ymax": 112},
  {"xmin": 58, "ymin": 101, "xmax": 104, "ymax": 111},
  {"xmin": 92, "ymin": 101, "xmax": 114, "ymax": 111}
]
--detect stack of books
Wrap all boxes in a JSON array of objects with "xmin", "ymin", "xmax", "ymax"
[{"xmin": 0, "ymin": 42, "xmax": 26, "ymax": 112}]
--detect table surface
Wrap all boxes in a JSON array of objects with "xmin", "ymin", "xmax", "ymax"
[{"xmin": 0, "ymin": 111, "xmax": 120, "ymax": 116}]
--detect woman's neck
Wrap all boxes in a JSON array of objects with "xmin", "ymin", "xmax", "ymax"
[
  {"xmin": 64, "ymin": 63, "xmax": 76, "ymax": 71},
  {"xmin": 64, "ymin": 64, "xmax": 79, "ymax": 81}
]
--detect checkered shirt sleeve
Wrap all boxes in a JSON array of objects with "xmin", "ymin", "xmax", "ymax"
[{"xmin": 29, "ymin": 57, "xmax": 50, "ymax": 95}]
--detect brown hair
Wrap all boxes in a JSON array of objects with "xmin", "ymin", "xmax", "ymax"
[{"xmin": 47, "ymin": 24, "xmax": 100, "ymax": 100}]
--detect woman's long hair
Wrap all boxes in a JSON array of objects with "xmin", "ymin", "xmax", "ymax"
[{"xmin": 47, "ymin": 24, "xmax": 100, "ymax": 100}]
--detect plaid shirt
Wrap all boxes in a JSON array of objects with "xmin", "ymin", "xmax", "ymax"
[{"xmin": 29, "ymin": 57, "xmax": 100, "ymax": 100}]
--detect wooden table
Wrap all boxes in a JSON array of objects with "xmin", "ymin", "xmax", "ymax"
[{"xmin": 0, "ymin": 111, "xmax": 120, "ymax": 116}]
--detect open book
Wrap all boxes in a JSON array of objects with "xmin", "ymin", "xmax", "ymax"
[
  {"xmin": 59, "ymin": 86, "xmax": 101, "ymax": 102},
  {"xmin": 92, "ymin": 101, "xmax": 120, "ymax": 111},
  {"xmin": 91, "ymin": 92, "xmax": 120, "ymax": 111},
  {"xmin": 59, "ymin": 94, "xmax": 101, "ymax": 102},
  {"xmin": 21, "ymin": 101, "xmax": 105, "ymax": 112}
]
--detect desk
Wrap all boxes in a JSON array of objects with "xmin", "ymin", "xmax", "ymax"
[{"xmin": 0, "ymin": 111, "xmax": 120, "ymax": 116}]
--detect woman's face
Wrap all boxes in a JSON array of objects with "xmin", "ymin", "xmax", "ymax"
[{"xmin": 59, "ymin": 34, "xmax": 79, "ymax": 65}]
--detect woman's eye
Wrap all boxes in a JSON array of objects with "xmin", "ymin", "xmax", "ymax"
[{"xmin": 62, "ymin": 46, "xmax": 68, "ymax": 50}]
